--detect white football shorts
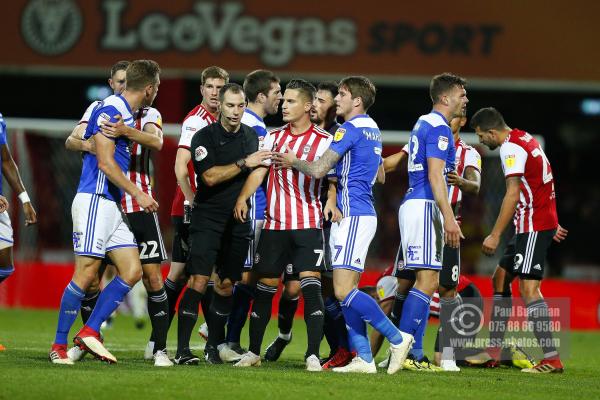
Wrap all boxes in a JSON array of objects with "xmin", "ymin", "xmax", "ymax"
[
  {"xmin": 72, "ymin": 193, "xmax": 137, "ymax": 257},
  {"xmin": 330, "ymin": 215, "xmax": 377, "ymax": 273},
  {"xmin": 399, "ymin": 199, "xmax": 444, "ymax": 270},
  {"xmin": 0, "ymin": 211, "xmax": 13, "ymax": 250}
]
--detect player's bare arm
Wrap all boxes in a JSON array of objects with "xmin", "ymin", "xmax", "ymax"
[
  {"xmin": 65, "ymin": 123, "xmax": 96, "ymax": 154},
  {"xmin": 175, "ymin": 148, "xmax": 195, "ymax": 203},
  {"xmin": 1, "ymin": 144, "xmax": 37, "ymax": 225},
  {"xmin": 233, "ymin": 166, "xmax": 269, "ymax": 222},
  {"xmin": 201, "ymin": 150, "xmax": 271, "ymax": 187},
  {"xmin": 100, "ymin": 115, "xmax": 162, "ymax": 151},
  {"xmin": 323, "ymin": 179, "xmax": 342, "ymax": 222},
  {"xmin": 427, "ymin": 157, "xmax": 463, "ymax": 248},
  {"xmin": 447, "ymin": 166, "xmax": 481, "ymax": 195},
  {"xmin": 273, "ymin": 147, "xmax": 340, "ymax": 179},
  {"xmin": 482, "ymin": 176, "xmax": 520, "ymax": 255},
  {"xmin": 376, "ymin": 163, "xmax": 386, "ymax": 184},
  {"xmin": 95, "ymin": 133, "xmax": 158, "ymax": 213},
  {"xmin": 383, "ymin": 151, "xmax": 406, "ymax": 173}
]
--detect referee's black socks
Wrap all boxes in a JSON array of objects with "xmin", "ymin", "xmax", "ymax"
[
  {"xmin": 301, "ymin": 277, "xmax": 324, "ymax": 359},
  {"xmin": 177, "ymin": 287, "xmax": 203, "ymax": 355},
  {"xmin": 207, "ymin": 292, "xmax": 233, "ymax": 348}
]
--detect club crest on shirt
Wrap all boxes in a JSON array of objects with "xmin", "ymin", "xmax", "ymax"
[
  {"xmin": 303, "ymin": 145, "xmax": 311, "ymax": 155},
  {"xmin": 334, "ymin": 128, "xmax": 346, "ymax": 142},
  {"xmin": 195, "ymin": 146, "xmax": 208, "ymax": 161},
  {"xmin": 438, "ymin": 136, "xmax": 449, "ymax": 151}
]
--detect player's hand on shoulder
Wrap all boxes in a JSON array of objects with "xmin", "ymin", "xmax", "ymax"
[
  {"xmin": 553, "ymin": 224, "xmax": 568, "ymax": 243},
  {"xmin": 0, "ymin": 195, "xmax": 8, "ymax": 213},
  {"xmin": 245, "ymin": 150, "xmax": 272, "ymax": 168},
  {"xmin": 100, "ymin": 115, "xmax": 128, "ymax": 138},
  {"xmin": 482, "ymin": 234, "xmax": 499, "ymax": 256},
  {"xmin": 23, "ymin": 202, "xmax": 37, "ymax": 226},
  {"xmin": 135, "ymin": 192, "xmax": 158, "ymax": 213},
  {"xmin": 233, "ymin": 198, "xmax": 248, "ymax": 222},
  {"xmin": 271, "ymin": 144, "xmax": 296, "ymax": 169},
  {"xmin": 444, "ymin": 218, "xmax": 463, "ymax": 248}
]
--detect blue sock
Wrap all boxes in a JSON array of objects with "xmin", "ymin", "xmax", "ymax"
[
  {"xmin": 399, "ymin": 288, "xmax": 431, "ymax": 340},
  {"xmin": 226, "ymin": 283, "xmax": 254, "ymax": 343},
  {"xmin": 86, "ymin": 276, "xmax": 131, "ymax": 332},
  {"xmin": 54, "ymin": 281, "xmax": 85, "ymax": 345},
  {"xmin": 409, "ymin": 306, "xmax": 430, "ymax": 359},
  {"xmin": 340, "ymin": 301, "xmax": 371, "ymax": 362},
  {"xmin": 345, "ymin": 288, "xmax": 403, "ymax": 345}
]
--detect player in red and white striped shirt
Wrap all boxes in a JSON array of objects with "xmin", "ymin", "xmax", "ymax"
[
  {"xmin": 472, "ymin": 107, "xmax": 568, "ymax": 373},
  {"xmin": 233, "ymin": 80, "xmax": 335, "ymax": 371},
  {"xmin": 164, "ymin": 67, "xmax": 228, "ymax": 366}
]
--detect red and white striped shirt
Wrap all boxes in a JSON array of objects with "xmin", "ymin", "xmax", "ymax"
[
  {"xmin": 500, "ymin": 129, "xmax": 558, "ymax": 233},
  {"xmin": 262, "ymin": 124, "xmax": 332, "ymax": 230},
  {"xmin": 448, "ymin": 138, "xmax": 481, "ymax": 206},
  {"xmin": 170, "ymin": 104, "xmax": 217, "ymax": 216},
  {"xmin": 121, "ymin": 107, "xmax": 162, "ymax": 213}
]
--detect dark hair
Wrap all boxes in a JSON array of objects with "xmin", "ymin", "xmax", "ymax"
[
  {"xmin": 429, "ymin": 72, "xmax": 467, "ymax": 104},
  {"xmin": 317, "ymin": 81, "xmax": 339, "ymax": 99},
  {"xmin": 339, "ymin": 76, "xmax": 376, "ymax": 111},
  {"xmin": 110, "ymin": 60, "xmax": 130, "ymax": 78},
  {"xmin": 286, "ymin": 79, "xmax": 316, "ymax": 103},
  {"xmin": 201, "ymin": 66, "xmax": 229, "ymax": 85},
  {"xmin": 219, "ymin": 82, "xmax": 245, "ymax": 102},
  {"xmin": 243, "ymin": 70, "xmax": 280, "ymax": 102},
  {"xmin": 125, "ymin": 60, "xmax": 160, "ymax": 91},
  {"xmin": 470, "ymin": 107, "xmax": 508, "ymax": 131}
]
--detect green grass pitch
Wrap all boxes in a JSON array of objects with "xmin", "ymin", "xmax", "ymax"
[{"xmin": 1, "ymin": 308, "xmax": 599, "ymax": 400}]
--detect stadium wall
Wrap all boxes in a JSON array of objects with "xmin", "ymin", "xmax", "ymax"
[{"xmin": 1, "ymin": 262, "xmax": 598, "ymax": 330}]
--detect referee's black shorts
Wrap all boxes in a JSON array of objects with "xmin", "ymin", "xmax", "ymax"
[{"xmin": 188, "ymin": 211, "xmax": 251, "ymax": 282}]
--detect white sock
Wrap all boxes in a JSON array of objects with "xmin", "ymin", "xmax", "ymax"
[{"xmin": 278, "ymin": 331, "xmax": 292, "ymax": 341}]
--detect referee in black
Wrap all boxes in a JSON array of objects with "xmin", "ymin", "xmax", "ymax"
[{"xmin": 174, "ymin": 83, "xmax": 271, "ymax": 365}]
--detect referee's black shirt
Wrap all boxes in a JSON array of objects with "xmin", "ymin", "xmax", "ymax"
[{"xmin": 190, "ymin": 121, "xmax": 258, "ymax": 216}]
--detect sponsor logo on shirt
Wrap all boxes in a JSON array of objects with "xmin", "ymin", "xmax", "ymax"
[{"xmin": 504, "ymin": 154, "xmax": 516, "ymax": 168}]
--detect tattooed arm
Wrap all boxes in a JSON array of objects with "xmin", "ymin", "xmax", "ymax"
[{"xmin": 272, "ymin": 146, "xmax": 341, "ymax": 179}]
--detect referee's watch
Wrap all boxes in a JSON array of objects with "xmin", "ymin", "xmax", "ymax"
[{"xmin": 235, "ymin": 158, "xmax": 248, "ymax": 172}]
